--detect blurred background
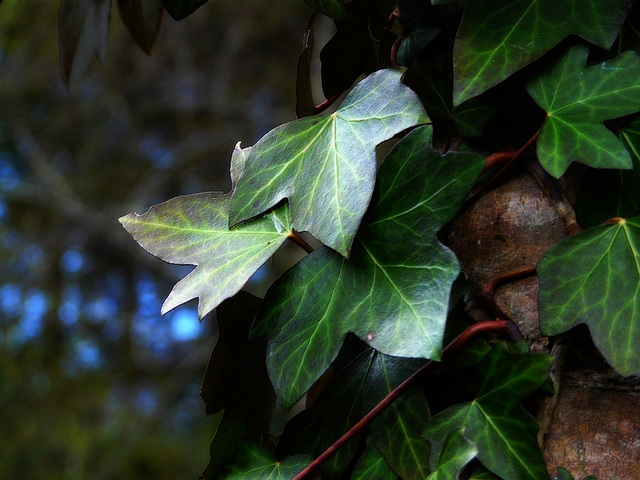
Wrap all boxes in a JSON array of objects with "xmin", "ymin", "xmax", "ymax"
[{"xmin": 0, "ymin": 0, "xmax": 314, "ymax": 477}]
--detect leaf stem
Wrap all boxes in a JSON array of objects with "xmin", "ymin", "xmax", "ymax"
[
  {"xmin": 292, "ymin": 319, "xmax": 510, "ymax": 480},
  {"xmin": 287, "ymin": 231, "xmax": 315, "ymax": 254},
  {"xmin": 464, "ymin": 126, "xmax": 542, "ymax": 209}
]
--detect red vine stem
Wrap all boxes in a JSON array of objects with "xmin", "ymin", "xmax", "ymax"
[
  {"xmin": 314, "ymin": 94, "xmax": 340, "ymax": 115},
  {"xmin": 292, "ymin": 319, "xmax": 510, "ymax": 480},
  {"xmin": 464, "ymin": 126, "xmax": 542, "ymax": 209}
]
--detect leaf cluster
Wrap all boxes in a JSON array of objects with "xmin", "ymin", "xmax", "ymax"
[{"xmin": 114, "ymin": 0, "xmax": 640, "ymax": 479}]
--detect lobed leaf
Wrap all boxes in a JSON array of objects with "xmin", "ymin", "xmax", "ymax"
[
  {"xmin": 424, "ymin": 345, "xmax": 552, "ymax": 480},
  {"xmin": 435, "ymin": 0, "xmax": 632, "ymax": 105},
  {"xmin": 253, "ymin": 126, "xmax": 484, "ymax": 408},
  {"xmin": 538, "ymin": 217, "xmax": 640, "ymax": 376},
  {"xmin": 525, "ymin": 44, "xmax": 640, "ymax": 177},
  {"xmin": 230, "ymin": 68, "xmax": 429, "ymax": 257},
  {"xmin": 427, "ymin": 428, "xmax": 478, "ymax": 480},
  {"xmin": 119, "ymin": 192, "xmax": 291, "ymax": 319}
]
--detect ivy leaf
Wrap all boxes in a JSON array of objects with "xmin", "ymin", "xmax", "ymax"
[
  {"xmin": 119, "ymin": 191, "xmax": 291, "ymax": 319},
  {"xmin": 215, "ymin": 440, "xmax": 311, "ymax": 480},
  {"xmin": 253, "ymin": 126, "xmax": 483, "ymax": 408},
  {"xmin": 295, "ymin": 16, "xmax": 317, "ymax": 118},
  {"xmin": 275, "ymin": 348, "xmax": 426, "ymax": 478},
  {"xmin": 160, "ymin": 0, "xmax": 207, "ymax": 21},
  {"xmin": 423, "ymin": 345, "xmax": 552, "ymax": 480},
  {"xmin": 370, "ymin": 385, "xmax": 431, "ymax": 479},
  {"xmin": 117, "ymin": 0, "xmax": 164, "ymax": 55},
  {"xmin": 58, "ymin": 0, "xmax": 111, "ymax": 88},
  {"xmin": 575, "ymin": 115, "xmax": 640, "ymax": 228},
  {"xmin": 426, "ymin": 428, "xmax": 478, "ymax": 480},
  {"xmin": 538, "ymin": 217, "xmax": 640, "ymax": 376},
  {"xmin": 435, "ymin": 0, "xmax": 631, "ymax": 105},
  {"xmin": 230, "ymin": 68, "xmax": 428, "ymax": 257},
  {"xmin": 200, "ymin": 292, "xmax": 276, "ymax": 479},
  {"xmin": 525, "ymin": 44, "xmax": 640, "ymax": 178},
  {"xmin": 351, "ymin": 437, "xmax": 398, "ymax": 480}
]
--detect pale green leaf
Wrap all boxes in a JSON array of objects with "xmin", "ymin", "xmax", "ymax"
[
  {"xmin": 119, "ymin": 193, "xmax": 291, "ymax": 318},
  {"xmin": 230, "ymin": 68, "xmax": 429, "ymax": 257}
]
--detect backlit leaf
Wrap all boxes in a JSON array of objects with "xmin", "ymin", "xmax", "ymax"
[
  {"xmin": 161, "ymin": 0, "xmax": 207, "ymax": 20},
  {"xmin": 435, "ymin": 0, "xmax": 631, "ymax": 104},
  {"xmin": 423, "ymin": 345, "xmax": 552, "ymax": 480},
  {"xmin": 117, "ymin": 0, "xmax": 164, "ymax": 55},
  {"xmin": 253, "ymin": 126, "xmax": 483, "ymax": 407},
  {"xmin": 525, "ymin": 44, "xmax": 640, "ymax": 177},
  {"xmin": 538, "ymin": 217, "xmax": 640, "ymax": 376},
  {"xmin": 230, "ymin": 68, "xmax": 428, "ymax": 257},
  {"xmin": 59, "ymin": 0, "xmax": 111, "ymax": 88},
  {"xmin": 215, "ymin": 440, "xmax": 311, "ymax": 480},
  {"xmin": 119, "ymin": 192, "xmax": 291, "ymax": 319}
]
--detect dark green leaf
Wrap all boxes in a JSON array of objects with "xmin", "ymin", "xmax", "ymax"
[
  {"xmin": 58, "ymin": 0, "xmax": 111, "ymax": 88},
  {"xmin": 160, "ymin": 0, "xmax": 207, "ymax": 21},
  {"xmin": 396, "ymin": 23, "xmax": 441, "ymax": 67},
  {"xmin": 304, "ymin": 0, "xmax": 348, "ymax": 21},
  {"xmin": 575, "ymin": 115, "xmax": 640, "ymax": 228},
  {"xmin": 254, "ymin": 126, "xmax": 483, "ymax": 408},
  {"xmin": 526, "ymin": 44, "xmax": 640, "ymax": 177},
  {"xmin": 200, "ymin": 292, "xmax": 275, "ymax": 479},
  {"xmin": 230, "ymin": 68, "xmax": 428, "ymax": 257},
  {"xmin": 370, "ymin": 385, "xmax": 430, "ymax": 479},
  {"xmin": 435, "ymin": 0, "xmax": 631, "ymax": 105},
  {"xmin": 618, "ymin": 2, "xmax": 640, "ymax": 55},
  {"xmin": 424, "ymin": 345, "xmax": 552, "ymax": 480},
  {"xmin": 538, "ymin": 217, "xmax": 640, "ymax": 376},
  {"xmin": 276, "ymin": 348, "xmax": 425, "ymax": 478},
  {"xmin": 120, "ymin": 148, "xmax": 292, "ymax": 318},
  {"xmin": 215, "ymin": 440, "xmax": 311, "ymax": 480},
  {"xmin": 351, "ymin": 438, "xmax": 398, "ymax": 480},
  {"xmin": 117, "ymin": 0, "xmax": 164, "ymax": 54}
]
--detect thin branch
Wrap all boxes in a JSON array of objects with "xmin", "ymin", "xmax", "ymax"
[
  {"xmin": 287, "ymin": 231, "xmax": 315, "ymax": 254},
  {"xmin": 292, "ymin": 319, "xmax": 510, "ymax": 480}
]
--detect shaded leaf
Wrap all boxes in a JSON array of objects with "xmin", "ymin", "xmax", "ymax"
[
  {"xmin": 552, "ymin": 466, "xmax": 598, "ymax": 480},
  {"xmin": 200, "ymin": 292, "xmax": 275, "ymax": 479},
  {"xmin": 351, "ymin": 437, "xmax": 398, "ymax": 480},
  {"xmin": 117, "ymin": 0, "xmax": 164, "ymax": 54},
  {"xmin": 161, "ymin": 0, "xmax": 207, "ymax": 21},
  {"xmin": 538, "ymin": 216, "xmax": 640, "ymax": 376},
  {"xmin": 426, "ymin": 428, "xmax": 477, "ymax": 480},
  {"xmin": 526, "ymin": 44, "xmax": 640, "ymax": 177},
  {"xmin": 618, "ymin": 1, "xmax": 640, "ymax": 55},
  {"xmin": 396, "ymin": 22, "xmax": 441, "ymax": 67},
  {"xmin": 58, "ymin": 0, "xmax": 111, "ymax": 88},
  {"xmin": 370, "ymin": 384, "xmax": 430, "ymax": 479},
  {"xmin": 215, "ymin": 440, "xmax": 311, "ymax": 480},
  {"xmin": 575, "ymin": 115, "xmax": 640, "ymax": 228},
  {"xmin": 423, "ymin": 345, "xmax": 552, "ymax": 480},
  {"xmin": 276, "ymin": 348, "xmax": 426, "ymax": 478},
  {"xmin": 253, "ymin": 126, "xmax": 483, "ymax": 408},
  {"xmin": 230, "ymin": 68, "xmax": 428, "ymax": 257},
  {"xmin": 435, "ymin": 0, "xmax": 632, "ymax": 104},
  {"xmin": 119, "ymin": 189, "xmax": 291, "ymax": 319}
]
